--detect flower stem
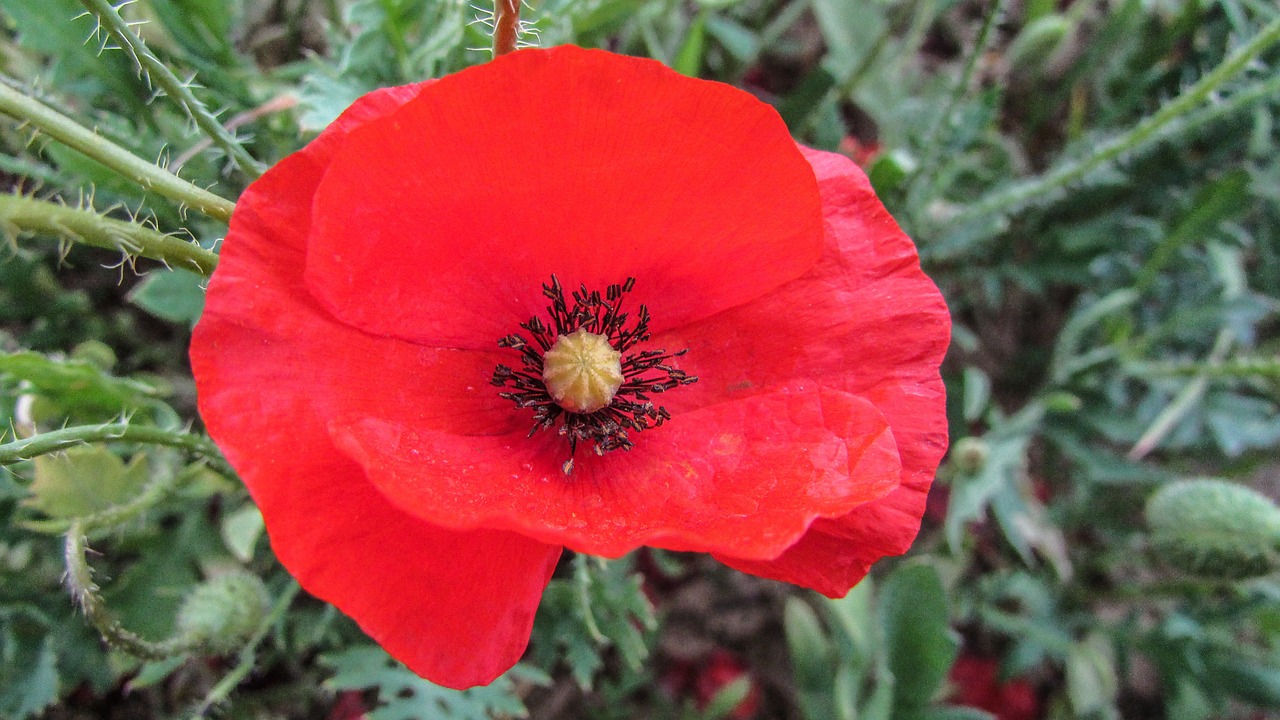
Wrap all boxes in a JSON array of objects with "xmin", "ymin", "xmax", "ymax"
[
  {"xmin": 912, "ymin": 0, "xmax": 1006, "ymax": 186},
  {"xmin": 1127, "ymin": 328, "xmax": 1234, "ymax": 460},
  {"xmin": 0, "ymin": 80, "xmax": 236, "ymax": 223},
  {"xmin": 65, "ymin": 519, "xmax": 200, "ymax": 659},
  {"xmin": 0, "ymin": 193, "xmax": 218, "ymax": 276},
  {"xmin": 960, "ymin": 16, "xmax": 1280, "ymax": 221},
  {"xmin": 0, "ymin": 421, "xmax": 236, "ymax": 483},
  {"xmin": 78, "ymin": 0, "xmax": 265, "ymax": 178},
  {"xmin": 492, "ymin": 0, "xmax": 521, "ymax": 57}
]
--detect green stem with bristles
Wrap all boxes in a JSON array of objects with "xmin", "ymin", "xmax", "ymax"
[
  {"xmin": 911, "ymin": 0, "xmax": 1007, "ymax": 190},
  {"xmin": 0, "ymin": 80, "xmax": 236, "ymax": 222},
  {"xmin": 0, "ymin": 421, "xmax": 234, "ymax": 482},
  {"xmin": 78, "ymin": 0, "xmax": 265, "ymax": 178},
  {"xmin": 65, "ymin": 520, "xmax": 201, "ymax": 660},
  {"xmin": 0, "ymin": 194, "xmax": 218, "ymax": 276},
  {"xmin": 959, "ymin": 17, "xmax": 1280, "ymax": 221}
]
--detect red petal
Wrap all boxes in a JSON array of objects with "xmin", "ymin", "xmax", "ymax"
[
  {"xmin": 332, "ymin": 385, "xmax": 900, "ymax": 560},
  {"xmin": 304, "ymin": 46, "xmax": 823, "ymax": 348},
  {"xmin": 192, "ymin": 85, "xmax": 561, "ymax": 688},
  {"xmin": 663, "ymin": 149, "xmax": 949, "ymax": 596}
]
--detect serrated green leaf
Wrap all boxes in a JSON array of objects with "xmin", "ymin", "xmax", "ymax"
[
  {"xmin": 24, "ymin": 445, "xmax": 148, "ymax": 519},
  {"xmin": 323, "ymin": 645, "xmax": 545, "ymax": 720},
  {"xmin": 528, "ymin": 555, "xmax": 654, "ymax": 690},
  {"xmin": 0, "ymin": 630, "xmax": 59, "ymax": 719}
]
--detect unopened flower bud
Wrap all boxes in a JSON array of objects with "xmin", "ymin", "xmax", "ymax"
[
  {"xmin": 1146, "ymin": 479, "xmax": 1280, "ymax": 580},
  {"xmin": 177, "ymin": 571, "xmax": 270, "ymax": 653},
  {"xmin": 952, "ymin": 436, "xmax": 989, "ymax": 475}
]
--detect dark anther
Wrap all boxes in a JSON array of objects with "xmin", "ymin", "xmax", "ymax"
[{"xmin": 491, "ymin": 275, "xmax": 697, "ymax": 474}]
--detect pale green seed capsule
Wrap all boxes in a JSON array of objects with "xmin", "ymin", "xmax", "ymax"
[
  {"xmin": 1146, "ymin": 479, "xmax": 1280, "ymax": 580},
  {"xmin": 177, "ymin": 571, "xmax": 271, "ymax": 654}
]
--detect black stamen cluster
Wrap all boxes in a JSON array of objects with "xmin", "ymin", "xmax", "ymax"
[{"xmin": 491, "ymin": 276, "xmax": 697, "ymax": 473}]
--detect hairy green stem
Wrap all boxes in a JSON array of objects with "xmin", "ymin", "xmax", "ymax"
[
  {"xmin": 913, "ymin": 0, "xmax": 1006, "ymax": 186},
  {"xmin": 1125, "ymin": 355, "xmax": 1280, "ymax": 380},
  {"xmin": 78, "ymin": 0, "xmax": 265, "ymax": 178},
  {"xmin": 960, "ymin": 17, "xmax": 1280, "ymax": 220},
  {"xmin": 0, "ymin": 193, "xmax": 218, "ymax": 276},
  {"xmin": 0, "ymin": 81, "xmax": 235, "ymax": 222},
  {"xmin": 1128, "ymin": 328, "xmax": 1235, "ymax": 460},
  {"xmin": 65, "ymin": 520, "xmax": 200, "ymax": 659},
  {"xmin": 0, "ymin": 421, "xmax": 235, "ymax": 482}
]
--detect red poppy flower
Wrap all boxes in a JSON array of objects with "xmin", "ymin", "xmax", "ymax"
[
  {"xmin": 948, "ymin": 654, "xmax": 1041, "ymax": 720},
  {"xmin": 191, "ymin": 46, "xmax": 949, "ymax": 689}
]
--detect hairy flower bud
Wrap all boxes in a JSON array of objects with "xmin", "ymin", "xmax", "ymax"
[
  {"xmin": 952, "ymin": 436, "xmax": 989, "ymax": 475},
  {"xmin": 1146, "ymin": 479, "xmax": 1280, "ymax": 580},
  {"xmin": 177, "ymin": 571, "xmax": 270, "ymax": 653}
]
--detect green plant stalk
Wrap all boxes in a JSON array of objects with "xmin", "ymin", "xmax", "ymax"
[
  {"xmin": 1127, "ymin": 327, "xmax": 1234, "ymax": 460},
  {"xmin": 913, "ymin": 0, "xmax": 1007, "ymax": 183},
  {"xmin": 1125, "ymin": 355, "xmax": 1280, "ymax": 380},
  {"xmin": 0, "ymin": 421, "xmax": 235, "ymax": 482},
  {"xmin": 0, "ymin": 193, "xmax": 218, "ymax": 276},
  {"xmin": 961, "ymin": 16, "xmax": 1280, "ymax": 220},
  {"xmin": 65, "ymin": 519, "xmax": 200, "ymax": 660},
  {"xmin": 0, "ymin": 81, "xmax": 236, "ymax": 222},
  {"xmin": 79, "ymin": 0, "xmax": 265, "ymax": 178}
]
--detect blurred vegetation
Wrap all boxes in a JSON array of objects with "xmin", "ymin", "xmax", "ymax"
[{"xmin": 2, "ymin": 0, "xmax": 1279, "ymax": 718}]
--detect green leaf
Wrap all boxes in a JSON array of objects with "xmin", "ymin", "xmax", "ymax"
[
  {"xmin": 703, "ymin": 15, "xmax": 760, "ymax": 63},
  {"xmin": 0, "ymin": 632, "xmax": 59, "ymax": 719},
  {"xmin": 945, "ymin": 403, "xmax": 1045, "ymax": 552},
  {"xmin": 1204, "ymin": 649, "xmax": 1280, "ymax": 708},
  {"xmin": 673, "ymin": 13, "xmax": 707, "ymax": 77},
  {"xmin": 879, "ymin": 563, "xmax": 959, "ymax": 713},
  {"xmin": 826, "ymin": 578, "xmax": 874, "ymax": 665},
  {"xmin": 962, "ymin": 367, "xmax": 992, "ymax": 422},
  {"xmin": 700, "ymin": 675, "xmax": 752, "ymax": 720},
  {"xmin": 0, "ymin": 351, "xmax": 167, "ymax": 417},
  {"xmin": 126, "ymin": 655, "xmax": 186, "ymax": 691},
  {"xmin": 220, "ymin": 503, "xmax": 265, "ymax": 563},
  {"xmin": 527, "ymin": 555, "xmax": 654, "ymax": 690},
  {"xmin": 785, "ymin": 597, "xmax": 835, "ymax": 691},
  {"xmin": 128, "ymin": 269, "xmax": 207, "ymax": 327},
  {"xmin": 323, "ymin": 645, "xmax": 547, "ymax": 720},
  {"xmin": 916, "ymin": 707, "xmax": 998, "ymax": 720},
  {"xmin": 24, "ymin": 445, "xmax": 148, "ymax": 519},
  {"xmin": 1066, "ymin": 634, "xmax": 1118, "ymax": 716}
]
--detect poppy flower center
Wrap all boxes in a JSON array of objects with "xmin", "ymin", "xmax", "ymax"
[
  {"xmin": 491, "ymin": 276, "xmax": 697, "ymax": 474},
  {"xmin": 541, "ymin": 329, "xmax": 624, "ymax": 413}
]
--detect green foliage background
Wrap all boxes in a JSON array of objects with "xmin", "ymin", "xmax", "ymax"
[{"xmin": 1, "ymin": 0, "xmax": 1279, "ymax": 718}]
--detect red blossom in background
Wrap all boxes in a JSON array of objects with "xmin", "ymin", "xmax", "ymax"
[
  {"xmin": 948, "ymin": 654, "xmax": 1041, "ymax": 720},
  {"xmin": 190, "ymin": 46, "xmax": 949, "ymax": 689}
]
